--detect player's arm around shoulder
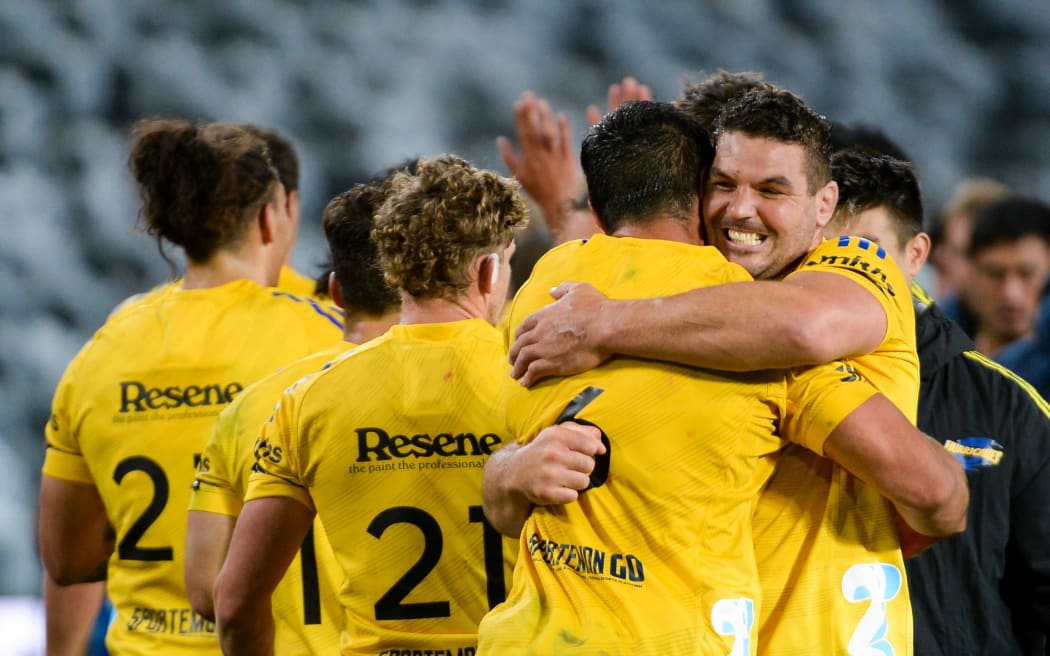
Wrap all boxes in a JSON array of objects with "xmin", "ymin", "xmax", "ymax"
[{"xmin": 780, "ymin": 267, "xmax": 889, "ymax": 364}]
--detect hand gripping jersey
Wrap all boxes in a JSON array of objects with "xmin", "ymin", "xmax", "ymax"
[
  {"xmin": 190, "ymin": 342, "xmax": 355, "ymax": 655},
  {"xmin": 477, "ymin": 235, "xmax": 787, "ymax": 656},
  {"xmin": 753, "ymin": 236, "xmax": 920, "ymax": 656},
  {"xmin": 246, "ymin": 319, "xmax": 517, "ymax": 656},
  {"xmin": 42, "ymin": 279, "xmax": 344, "ymax": 656}
]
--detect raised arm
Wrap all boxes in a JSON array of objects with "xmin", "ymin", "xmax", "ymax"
[
  {"xmin": 510, "ymin": 271, "xmax": 887, "ymax": 386},
  {"xmin": 498, "ymin": 78, "xmax": 653, "ymax": 245},
  {"xmin": 483, "ymin": 422, "xmax": 605, "ymax": 537},
  {"xmin": 823, "ymin": 393, "xmax": 968, "ymax": 539},
  {"xmin": 497, "ymin": 91, "xmax": 582, "ymax": 240},
  {"xmin": 214, "ymin": 496, "xmax": 313, "ymax": 656}
]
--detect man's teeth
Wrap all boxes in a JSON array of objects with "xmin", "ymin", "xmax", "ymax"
[{"xmin": 727, "ymin": 229, "xmax": 763, "ymax": 245}]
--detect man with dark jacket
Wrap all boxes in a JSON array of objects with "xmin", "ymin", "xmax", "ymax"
[{"xmin": 827, "ymin": 147, "xmax": 1050, "ymax": 655}]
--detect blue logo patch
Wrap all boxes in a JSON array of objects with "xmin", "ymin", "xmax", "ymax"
[
  {"xmin": 944, "ymin": 437, "xmax": 1004, "ymax": 471},
  {"xmin": 838, "ymin": 235, "xmax": 887, "ymax": 259}
]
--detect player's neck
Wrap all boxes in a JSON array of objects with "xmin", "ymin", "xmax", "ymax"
[
  {"xmin": 398, "ymin": 294, "xmax": 487, "ymax": 326},
  {"xmin": 182, "ymin": 249, "xmax": 274, "ymax": 290},
  {"xmin": 344, "ymin": 310, "xmax": 400, "ymax": 344},
  {"xmin": 612, "ymin": 216, "xmax": 702, "ymax": 246}
]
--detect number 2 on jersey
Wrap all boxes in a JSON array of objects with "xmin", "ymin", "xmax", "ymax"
[
  {"xmin": 112, "ymin": 456, "xmax": 173, "ymax": 561},
  {"xmin": 842, "ymin": 563, "xmax": 902, "ymax": 656},
  {"xmin": 367, "ymin": 505, "xmax": 505, "ymax": 621}
]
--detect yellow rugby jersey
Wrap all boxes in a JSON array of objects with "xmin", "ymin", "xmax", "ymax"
[
  {"xmin": 110, "ymin": 265, "xmax": 323, "ymax": 320},
  {"xmin": 277, "ymin": 264, "xmax": 320, "ymax": 298},
  {"xmin": 190, "ymin": 342, "xmax": 353, "ymax": 655},
  {"xmin": 478, "ymin": 235, "xmax": 787, "ymax": 656},
  {"xmin": 43, "ymin": 279, "xmax": 344, "ymax": 656},
  {"xmin": 246, "ymin": 319, "xmax": 517, "ymax": 656},
  {"xmin": 754, "ymin": 235, "xmax": 920, "ymax": 656}
]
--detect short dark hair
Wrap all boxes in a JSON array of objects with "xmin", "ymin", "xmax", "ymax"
[
  {"xmin": 829, "ymin": 121, "xmax": 910, "ymax": 163},
  {"xmin": 581, "ymin": 101, "xmax": 712, "ymax": 234},
  {"xmin": 715, "ymin": 87, "xmax": 832, "ymax": 194},
  {"xmin": 675, "ymin": 70, "xmax": 773, "ymax": 134},
  {"xmin": 321, "ymin": 182, "xmax": 402, "ymax": 317},
  {"xmin": 830, "ymin": 147, "xmax": 924, "ymax": 249},
  {"xmin": 241, "ymin": 124, "xmax": 299, "ymax": 192},
  {"xmin": 969, "ymin": 196, "xmax": 1050, "ymax": 258}
]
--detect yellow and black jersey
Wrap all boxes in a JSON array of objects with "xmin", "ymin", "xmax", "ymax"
[
  {"xmin": 754, "ymin": 235, "xmax": 920, "ymax": 656},
  {"xmin": 191, "ymin": 342, "xmax": 353, "ymax": 655},
  {"xmin": 478, "ymin": 235, "xmax": 787, "ymax": 656},
  {"xmin": 246, "ymin": 319, "xmax": 517, "ymax": 656},
  {"xmin": 43, "ymin": 279, "xmax": 343, "ymax": 655}
]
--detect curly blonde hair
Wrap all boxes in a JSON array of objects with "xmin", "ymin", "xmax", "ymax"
[{"xmin": 372, "ymin": 155, "xmax": 528, "ymax": 299}]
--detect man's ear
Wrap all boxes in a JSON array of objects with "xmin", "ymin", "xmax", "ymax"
[
  {"xmin": 327, "ymin": 271, "xmax": 346, "ymax": 310},
  {"xmin": 814, "ymin": 180, "xmax": 839, "ymax": 230},
  {"xmin": 478, "ymin": 253, "xmax": 499, "ymax": 295},
  {"xmin": 286, "ymin": 188, "xmax": 301, "ymax": 224},
  {"xmin": 905, "ymin": 232, "xmax": 932, "ymax": 279},
  {"xmin": 258, "ymin": 200, "xmax": 278, "ymax": 245}
]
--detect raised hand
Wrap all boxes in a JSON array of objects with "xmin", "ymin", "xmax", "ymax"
[
  {"xmin": 497, "ymin": 91, "xmax": 581, "ymax": 237},
  {"xmin": 586, "ymin": 76, "xmax": 654, "ymax": 126}
]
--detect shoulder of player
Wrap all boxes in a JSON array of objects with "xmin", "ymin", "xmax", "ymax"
[
  {"xmin": 232, "ymin": 346, "xmax": 350, "ymax": 420},
  {"xmin": 261, "ymin": 288, "xmax": 344, "ymax": 329},
  {"xmin": 796, "ymin": 237, "xmax": 905, "ymax": 298}
]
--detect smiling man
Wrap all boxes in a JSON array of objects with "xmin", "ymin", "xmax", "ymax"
[{"xmin": 502, "ymin": 86, "xmax": 968, "ymax": 655}]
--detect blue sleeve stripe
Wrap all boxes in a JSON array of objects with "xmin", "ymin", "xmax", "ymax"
[
  {"xmin": 271, "ymin": 291, "xmax": 345, "ymax": 330},
  {"xmin": 307, "ymin": 298, "xmax": 344, "ymax": 329}
]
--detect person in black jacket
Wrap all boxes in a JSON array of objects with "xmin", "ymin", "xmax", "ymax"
[{"xmin": 827, "ymin": 146, "xmax": 1050, "ymax": 656}]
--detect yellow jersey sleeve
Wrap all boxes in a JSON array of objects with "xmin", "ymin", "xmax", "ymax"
[
  {"xmin": 783, "ymin": 361, "xmax": 880, "ymax": 456},
  {"xmin": 42, "ymin": 346, "xmax": 94, "ymax": 484},
  {"xmin": 188, "ymin": 405, "xmax": 242, "ymax": 517},
  {"xmin": 794, "ymin": 236, "xmax": 904, "ymax": 307},
  {"xmin": 245, "ymin": 381, "xmax": 315, "ymax": 513}
]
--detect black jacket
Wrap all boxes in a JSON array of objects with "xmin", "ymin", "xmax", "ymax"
[{"xmin": 908, "ymin": 294, "xmax": 1050, "ymax": 655}]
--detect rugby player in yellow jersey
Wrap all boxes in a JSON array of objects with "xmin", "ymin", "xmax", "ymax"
[
  {"xmin": 500, "ymin": 87, "xmax": 968, "ymax": 655},
  {"xmin": 215, "ymin": 155, "xmax": 569, "ymax": 655},
  {"xmin": 38, "ymin": 119, "xmax": 344, "ymax": 656},
  {"xmin": 478, "ymin": 100, "xmax": 790, "ymax": 655},
  {"xmin": 108, "ymin": 123, "xmax": 321, "ymax": 320},
  {"xmin": 184, "ymin": 178, "xmax": 404, "ymax": 654}
]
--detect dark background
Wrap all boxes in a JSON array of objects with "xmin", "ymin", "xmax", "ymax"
[{"xmin": 1, "ymin": 0, "xmax": 1048, "ymax": 595}]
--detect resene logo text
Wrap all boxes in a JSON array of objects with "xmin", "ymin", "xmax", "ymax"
[
  {"xmin": 119, "ymin": 381, "xmax": 243, "ymax": 413},
  {"xmin": 355, "ymin": 427, "xmax": 503, "ymax": 462}
]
